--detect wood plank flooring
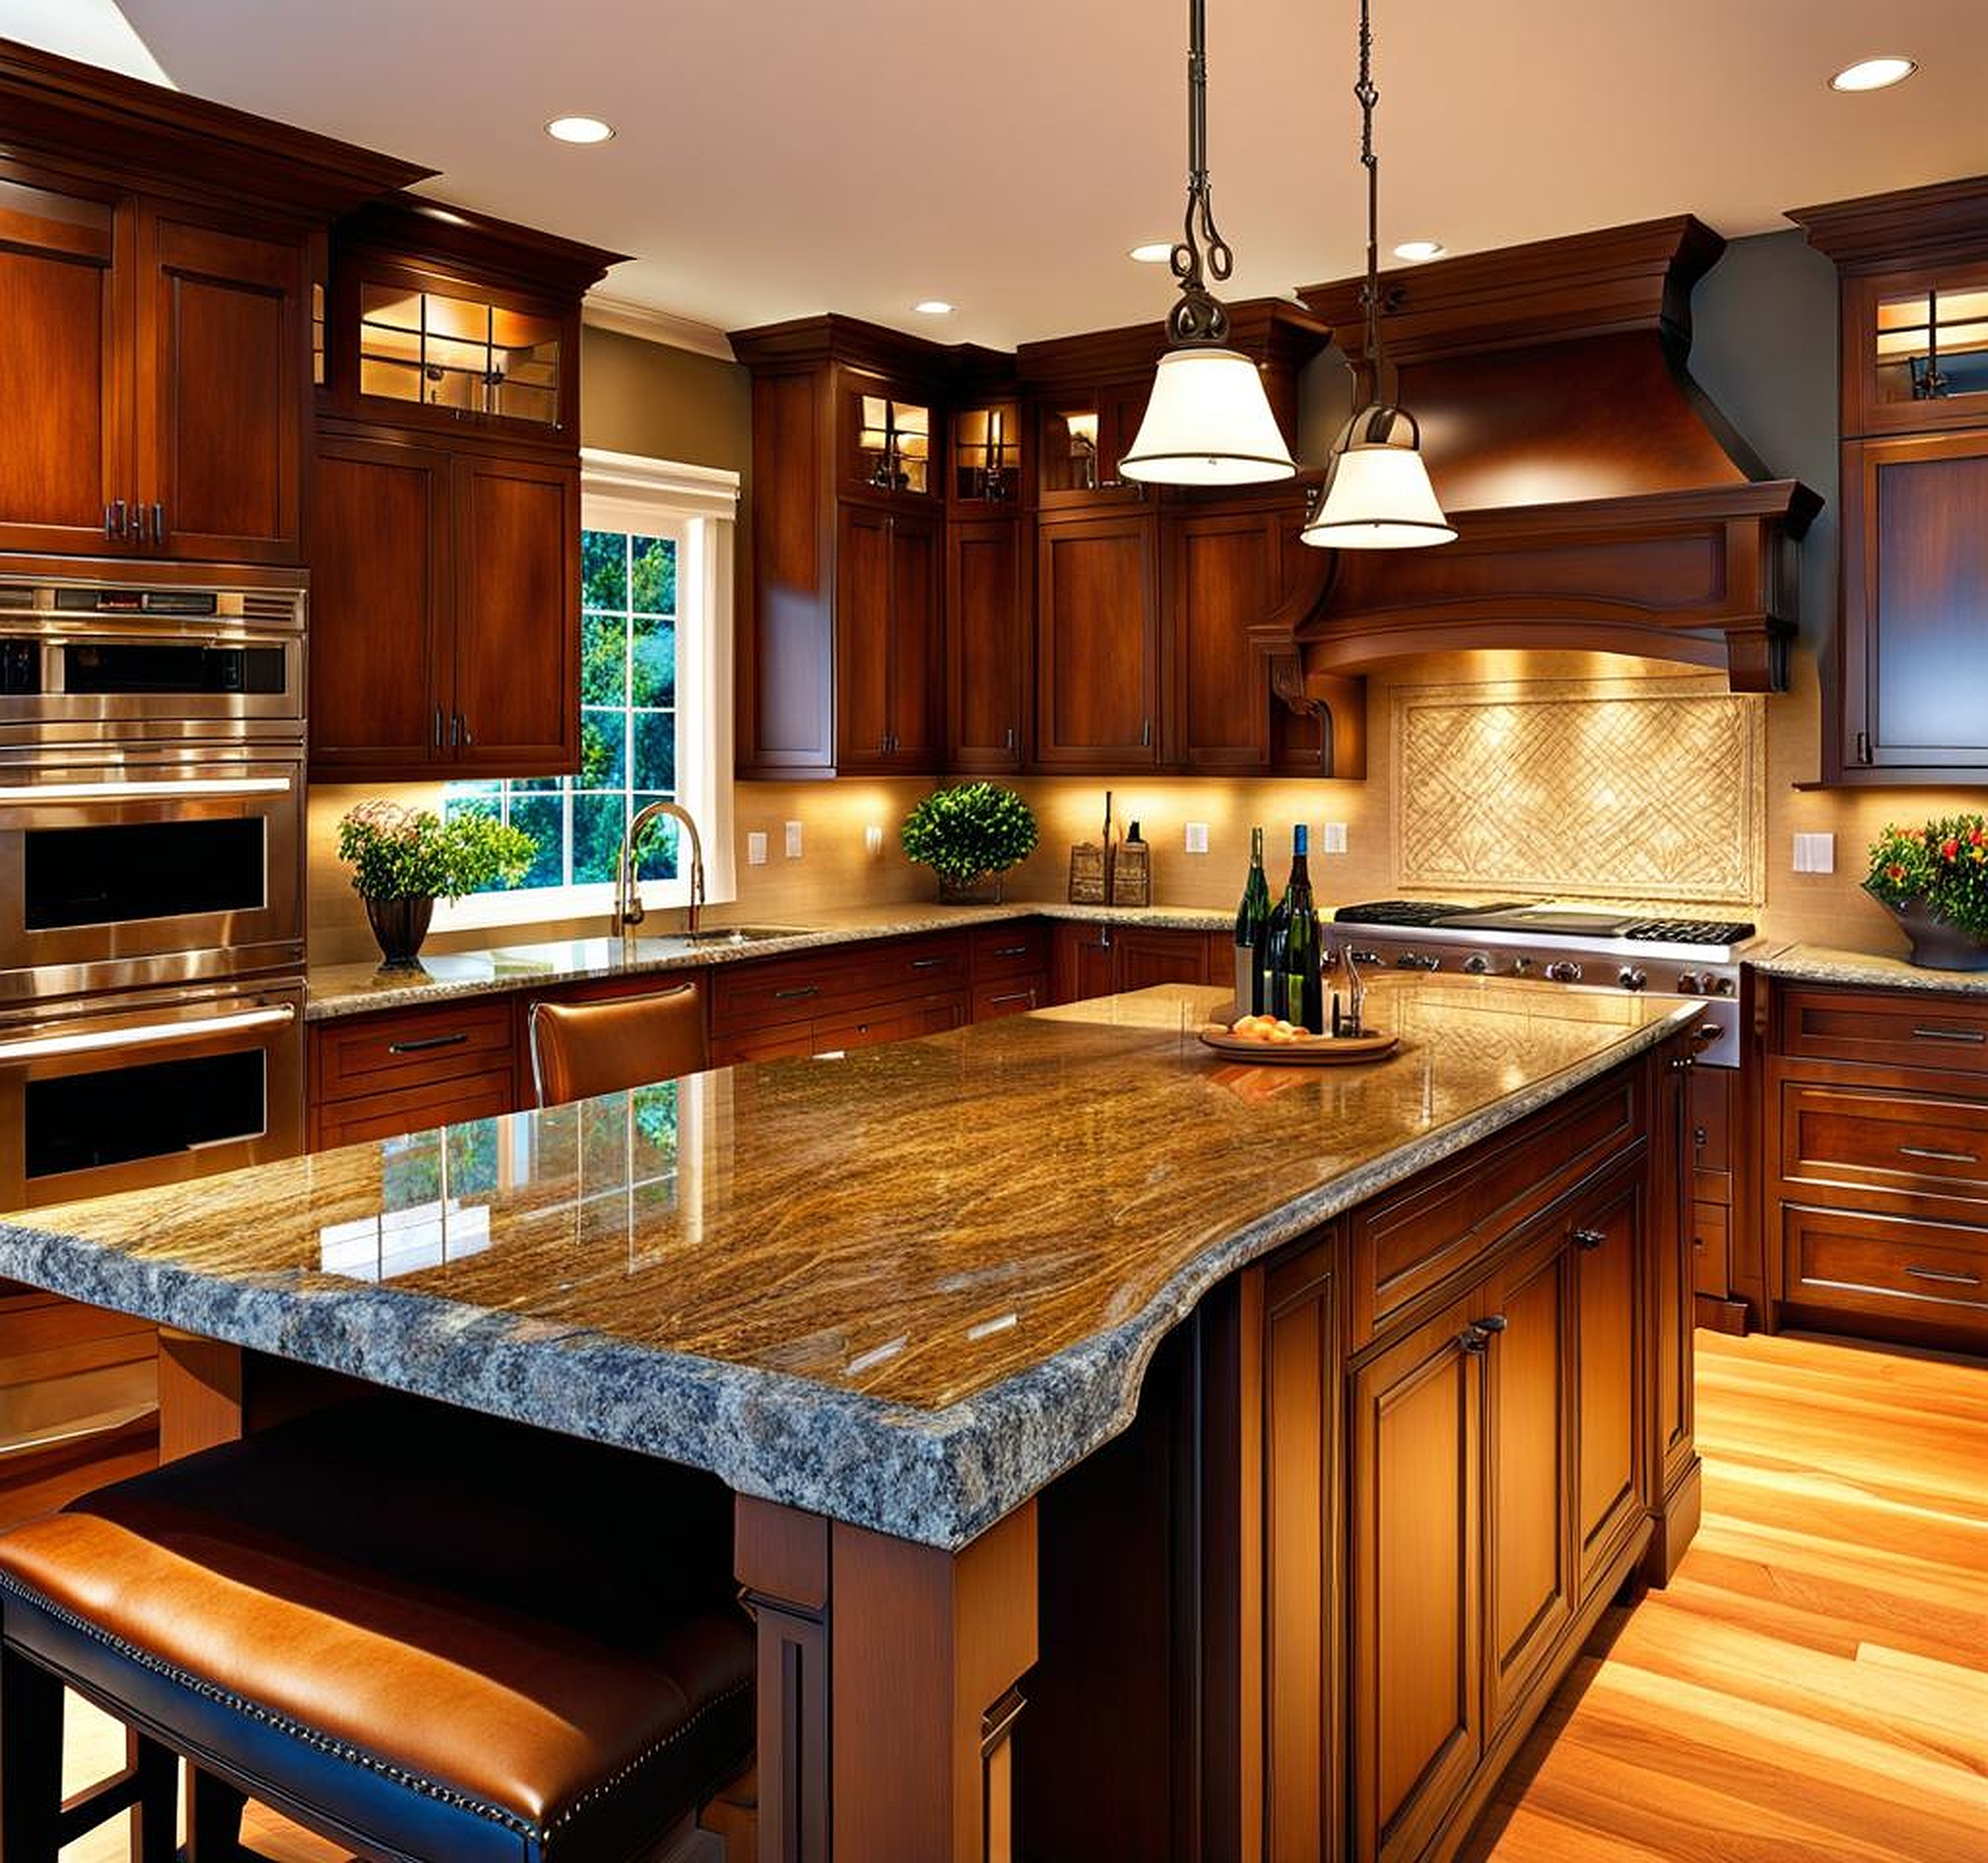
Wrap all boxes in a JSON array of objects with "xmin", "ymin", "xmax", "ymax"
[{"xmin": 53, "ymin": 1330, "xmax": 1988, "ymax": 1863}]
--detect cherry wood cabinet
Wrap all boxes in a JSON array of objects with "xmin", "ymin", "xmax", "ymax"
[
  {"xmin": 1168, "ymin": 509, "xmax": 1282, "ymax": 773},
  {"xmin": 835, "ymin": 504, "xmax": 941, "ymax": 771},
  {"xmin": 1034, "ymin": 512, "xmax": 1162, "ymax": 770},
  {"xmin": 1048, "ymin": 922, "xmax": 1226, "ymax": 1004},
  {"xmin": 945, "ymin": 518, "xmax": 1027, "ymax": 772}
]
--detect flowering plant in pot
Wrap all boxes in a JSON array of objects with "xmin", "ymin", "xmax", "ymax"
[
  {"xmin": 899, "ymin": 783, "xmax": 1038, "ymax": 904},
  {"xmin": 1863, "ymin": 814, "xmax": 1988, "ymax": 970},
  {"xmin": 337, "ymin": 801, "xmax": 537, "ymax": 970}
]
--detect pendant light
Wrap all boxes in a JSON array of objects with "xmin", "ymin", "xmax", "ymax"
[
  {"xmin": 1119, "ymin": 0, "xmax": 1298, "ymax": 486},
  {"xmin": 1302, "ymin": 0, "xmax": 1455, "ymax": 548}
]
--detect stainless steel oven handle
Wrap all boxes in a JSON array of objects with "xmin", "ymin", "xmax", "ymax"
[
  {"xmin": 0, "ymin": 1003, "xmax": 296, "ymax": 1064},
  {"xmin": 0, "ymin": 775, "xmax": 294, "ymax": 804}
]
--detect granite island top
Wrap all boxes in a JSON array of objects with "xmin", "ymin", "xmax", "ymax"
[
  {"xmin": 0, "ymin": 976, "xmax": 1696, "ymax": 1548},
  {"xmin": 1750, "ymin": 943, "xmax": 1988, "ymax": 995},
  {"xmin": 304, "ymin": 900, "xmax": 1236, "ymax": 1021}
]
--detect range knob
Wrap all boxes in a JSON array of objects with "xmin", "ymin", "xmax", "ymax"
[
  {"xmin": 1395, "ymin": 951, "xmax": 1440, "ymax": 971},
  {"xmin": 1675, "ymin": 970, "xmax": 1705, "ymax": 995},
  {"xmin": 1543, "ymin": 960, "xmax": 1584, "ymax": 984},
  {"xmin": 1618, "ymin": 966, "xmax": 1648, "ymax": 991},
  {"xmin": 1511, "ymin": 955, "xmax": 1533, "ymax": 977},
  {"xmin": 1708, "ymin": 975, "xmax": 1735, "ymax": 996},
  {"xmin": 1461, "ymin": 952, "xmax": 1492, "ymax": 976}
]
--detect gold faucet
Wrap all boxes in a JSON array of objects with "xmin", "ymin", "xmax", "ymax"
[{"xmin": 609, "ymin": 799, "xmax": 705, "ymax": 938}]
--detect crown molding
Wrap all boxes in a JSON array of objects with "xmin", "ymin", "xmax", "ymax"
[{"xmin": 584, "ymin": 294, "xmax": 736, "ymax": 362}]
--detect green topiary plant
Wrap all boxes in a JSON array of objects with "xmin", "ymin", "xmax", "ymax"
[
  {"xmin": 337, "ymin": 800, "xmax": 536, "ymax": 902},
  {"xmin": 899, "ymin": 783, "xmax": 1038, "ymax": 897}
]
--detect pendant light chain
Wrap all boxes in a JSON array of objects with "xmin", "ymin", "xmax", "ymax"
[
  {"xmin": 1170, "ymin": 0, "xmax": 1234, "ymax": 346},
  {"xmin": 1357, "ymin": 0, "xmax": 1382, "ymax": 384}
]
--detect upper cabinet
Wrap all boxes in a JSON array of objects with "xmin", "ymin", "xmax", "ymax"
[
  {"xmin": 1034, "ymin": 381, "xmax": 1152, "ymax": 509},
  {"xmin": 1795, "ymin": 177, "xmax": 1988, "ymax": 783}
]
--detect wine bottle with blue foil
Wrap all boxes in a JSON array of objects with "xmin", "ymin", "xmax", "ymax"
[
  {"xmin": 1264, "ymin": 826, "xmax": 1324, "ymax": 1032},
  {"xmin": 1233, "ymin": 827, "xmax": 1271, "ymax": 1014}
]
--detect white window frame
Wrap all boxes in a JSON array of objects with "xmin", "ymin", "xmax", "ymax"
[{"xmin": 434, "ymin": 448, "xmax": 740, "ymax": 932}]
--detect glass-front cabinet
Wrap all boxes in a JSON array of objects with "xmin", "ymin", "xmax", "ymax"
[
  {"xmin": 1036, "ymin": 381, "xmax": 1150, "ymax": 506},
  {"xmin": 839, "ymin": 369, "xmax": 936, "ymax": 500},
  {"xmin": 1845, "ymin": 259, "xmax": 1988, "ymax": 437},
  {"xmin": 950, "ymin": 401, "xmax": 1021, "ymax": 505}
]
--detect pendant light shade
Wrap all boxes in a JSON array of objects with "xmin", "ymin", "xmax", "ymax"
[
  {"xmin": 1302, "ymin": 404, "xmax": 1455, "ymax": 547},
  {"xmin": 1302, "ymin": 0, "xmax": 1453, "ymax": 551},
  {"xmin": 1124, "ymin": 0, "xmax": 1297, "ymax": 487},
  {"xmin": 1121, "ymin": 348, "xmax": 1297, "ymax": 485}
]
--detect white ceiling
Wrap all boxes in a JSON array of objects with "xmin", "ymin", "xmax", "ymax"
[{"xmin": 45, "ymin": 1, "xmax": 1988, "ymax": 347}]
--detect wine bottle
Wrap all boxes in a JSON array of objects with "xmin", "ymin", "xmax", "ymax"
[
  {"xmin": 1264, "ymin": 826, "xmax": 1324, "ymax": 1033},
  {"xmin": 1233, "ymin": 827, "xmax": 1271, "ymax": 1014}
]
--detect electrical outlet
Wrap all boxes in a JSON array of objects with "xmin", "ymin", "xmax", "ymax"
[
  {"xmin": 1185, "ymin": 821, "xmax": 1209, "ymax": 855},
  {"xmin": 864, "ymin": 824, "xmax": 885, "ymax": 855},
  {"xmin": 1321, "ymin": 821, "xmax": 1349, "ymax": 855},
  {"xmin": 746, "ymin": 832, "xmax": 768, "ymax": 867},
  {"xmin": 1792, "ymin": 831, "xmax": 1835, "ymax": 874},
  {"xmin": 784, "ymin": 820, "xmax": 803, "ymax": 859}
]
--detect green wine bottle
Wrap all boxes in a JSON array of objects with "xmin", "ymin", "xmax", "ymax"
[
  {"xmin": 1233, "ymin": 827, "xmax": 1271, "ymax": 1014},
  {"xmin": 1264, "ymin": 826, "xmax": 1324, "ymax": 1032}
]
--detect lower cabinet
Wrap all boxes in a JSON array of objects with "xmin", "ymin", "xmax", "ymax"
[{"xmin": 1049, "ymin": 920, "xmax": 1226, "ymax": 1003}]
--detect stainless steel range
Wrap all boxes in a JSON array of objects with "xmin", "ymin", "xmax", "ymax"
[{"xmin": 1331, "ymin": 899, "xmax": 1781, "ymax": 1068}]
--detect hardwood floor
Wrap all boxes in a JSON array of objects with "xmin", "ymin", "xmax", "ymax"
[{"xmin": 52, "ymin": 1331, "xmax": 1986, "ymax": 1863}]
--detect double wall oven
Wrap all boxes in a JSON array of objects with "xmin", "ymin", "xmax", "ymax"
[{"xmin": 0, "ymin": 561, "xmax": 308, "ymax": 1213}]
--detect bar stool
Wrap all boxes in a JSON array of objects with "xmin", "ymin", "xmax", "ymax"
[
  {"xmin": 0, "ymin": 1391, "xmax": 754, "ymax": 1862},
  {"xmin": 529, "ymin": 982, "xmax": 707, "ymax": 1108}
]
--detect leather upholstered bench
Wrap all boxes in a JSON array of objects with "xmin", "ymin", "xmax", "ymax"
[{"xmin": 0, "ymin": 1392, "xmax": 754, "ymax": 1862}]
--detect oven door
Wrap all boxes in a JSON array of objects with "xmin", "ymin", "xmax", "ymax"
[
  {"xmin": 0, "ymin": 977, "xmax": 304, "ymax": 1211},
  {"xmin": 0, "ymin": 751, "xmax": 303, "ymax": 1000}
]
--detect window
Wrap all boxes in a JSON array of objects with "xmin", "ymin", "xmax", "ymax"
[{"xmin": 439, "ymin": 451, "xmax": 739, "ymax": 927}]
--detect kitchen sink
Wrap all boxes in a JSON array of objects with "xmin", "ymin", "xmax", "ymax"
[{"xmin": 647, "ymin": 925, "xmax": 809, "ymax": 947}]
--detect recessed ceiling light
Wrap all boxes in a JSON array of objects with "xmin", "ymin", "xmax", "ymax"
[
  {"xmin": 1393, "ymin": 240, "xmax": 1446, "ymax": 262},
  {"xmin": 1828, "ymin": 55, "xmax": 1918, "ymax": 92},
  {"xmin": 545, "ymin": 115, "xmax": 616, "ymax": 144},
  {"xmin": 1129, "ymin": 241, "xmax": 1174, "ymax": 263},
  {"xmin": 913, "ymin": 299, "xmax": 955, "ymax": 316}
]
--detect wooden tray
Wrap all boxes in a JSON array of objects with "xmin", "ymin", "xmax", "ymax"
[{"xmin": 1196, "ymin": 1025, "xmax": 1399, "ymax": 1066}]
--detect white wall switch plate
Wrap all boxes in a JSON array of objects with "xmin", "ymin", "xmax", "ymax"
[
  {"xmin": 1185, "ymin": 821, "xmax": 1209, "ymax": 854},
  {"xmin": 1792, "ymin": 831, "xmax": 1835, "ymax": 874},
  {"xmin": 1321, "ymin": 821, "xmax": 1349, "ymax": 855},
  {"xmin": 746, "ymin": 831, "xmax": 768, "ymax": 867},
  {"xmin": 784, "ymin": 820, "xmax": 803, "ymax": 859}
]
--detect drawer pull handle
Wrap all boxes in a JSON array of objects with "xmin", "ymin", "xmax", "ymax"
[
  {"xmin": 773, "ymin": 986, "xmax": 820, "ymax": 1001},
  {"xmin": 988, "ymin": 990, "xmax": 1035, "ymax": 1007},
  {"xmin": 1459, "ymin": 1314, "xmax": 1507, "ymax": 1354},
  {"xmin": 992, "ymin": 944, "xmax": 1031, "ymax": 958},
  {"xmin": 910, "ymin": 957, "xmax": 948, "ymax": 970},
  {"xmin": 1899, "ymin": 1144, "xmax": 1978, "ymax": 1165},
  {"xmin": 1911, "ymin": 1026, "xmax": 1986, "ymax": 1045},
  {"xmin": 1904, "ymin": 1264, "xmax": 1981, "ymax": 1287},
  {"xmin": 387, "ymin": 1032, "xmax": 471, "ymax": 1054},
  {"xmin": 1571, "ymin": 1226, "xmax": 1607, "ymax": 1251}
]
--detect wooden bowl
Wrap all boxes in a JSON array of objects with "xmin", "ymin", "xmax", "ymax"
[{"xmin": 1196, "ymin": 1025, "xmax": 1399, "ymax": 1066}]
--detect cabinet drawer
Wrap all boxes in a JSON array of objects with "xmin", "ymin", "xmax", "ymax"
[
  {"xmin": 972, "ymin": 975, "xmax": 1048, "ymax": 1021},
  {"xmin": 1782, "ymin": 1202, "xmax": 1988, "ymax": 1334},
  {"xmin": 1351, "ymin": 1072, "xmax": 1641, "ymax": 1345},
  {"xmin": 1690, "ymin": 1200, "xmax": 1730, "ymax": 1300},
  {"xmin": 813, "ymin": 996, "xmax": 965, "ymax": 1055},
  {"xmin": 313, "ymin": 1000, "xmax": 516, "ymax": 1104},
  {"xmin": 312, "ymin": 1066, "xmax": 517, "ymax": 1149},
  {"xmin": 0, "ymin": 1291, "xmax": 153, "ymax": 1365},
  {"xmin": 1776, "ymin": 987, "xmax": 1988, "ymax": 1073},
  {"xmin": 710, "ymin": 934, "xmax": 967, "ymax": 1028},
  {"xmin": 969, "ymin": 922, "xmax": 1050, "ymax": 981},
  {"xmin": 1781, "ymin": 1082, "xmax": 1988, "ymax": 1201}
]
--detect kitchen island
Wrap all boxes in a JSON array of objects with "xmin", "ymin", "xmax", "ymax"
[{"xmin": 0, "ymin": 975, "xmax": 1707, "ymax": 1862}]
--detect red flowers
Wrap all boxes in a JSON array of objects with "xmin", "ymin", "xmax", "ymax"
[
  {"xmin": 1886, "ymin": 862, "xmax": 1907, "ymax": 881},
  {"xmin": 1943, "ymin": 837, "xmax": 1962, "ymax": 860}
]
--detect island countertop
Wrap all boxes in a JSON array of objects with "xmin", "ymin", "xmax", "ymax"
[{"xmin": 0, "ymin": 976, "xmax": 1696, "ymax": 1548}]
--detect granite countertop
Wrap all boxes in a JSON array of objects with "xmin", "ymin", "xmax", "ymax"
[
  {"xmin": 0, "ymin": 975, "xmax": 1695, "ymax": 1548},
  {"xmin": 1749, "ymin": 944, "xmax": 1988, "ymax": 995},
  {"xmin": 305, "ymin": 900, "xmax": 1236, "ymax": 1022}
]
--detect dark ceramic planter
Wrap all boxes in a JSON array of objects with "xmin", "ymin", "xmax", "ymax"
[
  {"xmin": 365, "ymin": 894, "xmax": 435, "ymax": 970},
  {"xmin": 1868, "ymin": 891, "xmax": 1988, "ymax": 971},
  {"xmin": 936, "ymin": 871, "xmax": 1005, "ymax": 905}
]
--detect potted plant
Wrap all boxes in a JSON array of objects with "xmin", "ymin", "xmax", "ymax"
[
  {"xmin": 337, "ymin": 800, "xmax": 537, "ymax": 970},
  {"xmin": 1863, "ymin": 814, "xmax": 1988, "ymax": 970},
  {"xmin": 899, "ymin": 782, "xmax": 1038, "ymax": 904}
]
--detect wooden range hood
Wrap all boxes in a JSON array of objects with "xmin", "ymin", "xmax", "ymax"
[{"xmin": 1276, "ymin": 219, "xmax": 1822, "ymax": 737}]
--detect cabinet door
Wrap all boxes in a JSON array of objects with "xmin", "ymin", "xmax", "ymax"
[
  {"xmin": 1842, "ymin": 431, "xmax": 1988, "ymax": 778},
  {"xmin": 452, "ymin": 453, "xmax": 579, "ymax": 773},
  {"xmin": 307, "ymin": 433, "xmax": 450, "ymax": 774},
  {"xmin": 885, "ymin": 510, "xmax": 942, "ymax": 768},
  {"xmin": 1350, "ymin": 1296, "xmax": 1482, "ymax": 1863},
  {"xmin": 834, "ymin": 503, "xmax": 893, "ymax": 770},
  {"xmin": 1484, "ymin": 1229, "xmax": 1573, "ymax": 1731},
  {"xmin": 1114, "ymin": 928, "xmax": 1213, "ymax": 990},
  {"xmin": 135, "ymin": 205, "xmax": 306, "ymax": 563},
  {"xmin": 1035, "ymin": 515, "xmax": 1160, "ymax": 769},
  {"xmin": 1573, "ymin": 1170, "xmax": 1648, "ymax": 1588},
  {"xmin": 947, "ymin": 519, "xmax": 1026, "ymax": 771},
  {"xmin": 1050, "ymin": 922, "xmax": 1117, "ymax": 1004},
  {"xmin": 0, "ymin": 169, "xmax": 131, "ymax": 555},
  {"xmin": 1171, "ymin": 511, "xmax": 1278, "ymax": 772}
]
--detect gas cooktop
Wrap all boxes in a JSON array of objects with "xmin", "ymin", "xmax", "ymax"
[{"xmin": 1333, "ymin": 900, "xmax": 1756, "ymax": 948}]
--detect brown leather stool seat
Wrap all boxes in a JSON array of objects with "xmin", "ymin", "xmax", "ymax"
[
  {"xmin": 530, "ymin": 982, "xmax": 707, "ymax": 1109},
  {"xmin": 0, "ymin": 1393, "xmax": 753, "ymax": 1863}
]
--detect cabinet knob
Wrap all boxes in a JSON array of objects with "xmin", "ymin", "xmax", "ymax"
[
  {"xmin": 1572, "ymin": 1226, "xmax": 1606, "ymax": 1251},
  {"xmin": 1459, "ymin": 1314, "xmax": 1507, "ymax": 1353}
]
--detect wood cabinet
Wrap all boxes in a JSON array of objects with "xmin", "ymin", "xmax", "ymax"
[
  {"xmin": 1168, "ymin": 509, "xmax": 1283, "ymax": 773},
  {"xmin": 1048, "ymin": 921, "xmax": 1225, "ymax": 1004},
  {"xmin": 0, "ymin": 168, "xmax": 308, "ymax": 563},
  {"xmin": 1034, "ymin": 512, "xmax": 1163, "ymax": 769},
  {"xmin": 1763, "ymin": 979, "xmax": 1988, "ymax": 1350},
  {"xmin": 309, "ymin": 996, "xmax": 518, "ymax": 1149},
  {"xmin": 835, "ymin": 504, "xmax": 941, "ymax": 770},
  {"xmin": 1034, "ymin": 379, "xmax": 1153, "ymax": 508},
  {"xmin": 945, "ymin": 518, "xmax": 1027, "ymax": 772}
]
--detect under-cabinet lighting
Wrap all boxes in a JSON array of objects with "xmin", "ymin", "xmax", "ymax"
[
  {"xmin": 0, "ymin": 777, "xmax": 292, "ymax": 802},
  {"xmin": 0, "ymin": 1005, "xmax": 295, "ymax": 1063},
  {"xmin": 545, "ymin": 115, "xmax": 616, "ymax": 144},
  {"xmin": 1828, "ymin": 56, "xmax": 1917, "ymax": 91}
]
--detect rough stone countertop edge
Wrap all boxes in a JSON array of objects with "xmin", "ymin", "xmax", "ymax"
[
  {"xmin": 303, "ymin": 902, "xmax": 1236, "ymax": 1022},
  {"xmin": 0, "ymin": 1003, "xmax": 1693, "ymax": 1550},
  {"xmin": 1748, "ymin": 944, "xmax": 1988, "ymax": 996}
]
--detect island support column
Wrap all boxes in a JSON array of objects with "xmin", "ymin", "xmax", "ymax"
[{"xmin": 736, "ymin": 1495, "xmax": 1038, "ymax": 1863}]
